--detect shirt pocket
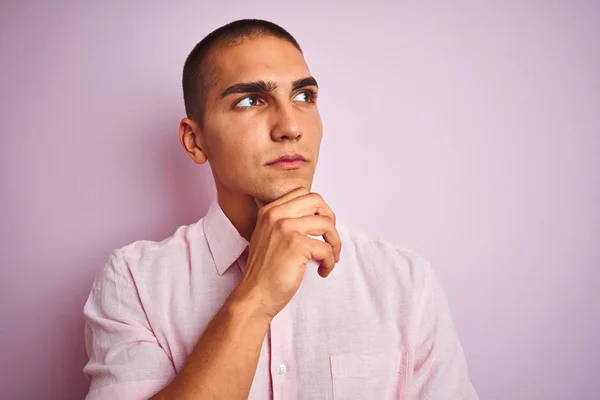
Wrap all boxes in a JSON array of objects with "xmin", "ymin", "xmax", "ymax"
[{"xmin": 330, "ymin": 349, "xmax": 406, "ymax": 400}]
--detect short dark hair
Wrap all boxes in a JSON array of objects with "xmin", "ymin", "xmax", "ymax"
[{"xmin": 182, "ymin": 19, "xmax": 303, "ymax": 124}]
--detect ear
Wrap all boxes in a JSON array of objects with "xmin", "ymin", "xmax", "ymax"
[{"xmin": 179, "ymin": 118, "xmax": 208, "ymax": 164}]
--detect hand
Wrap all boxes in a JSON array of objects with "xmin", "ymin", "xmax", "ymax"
[{"xmin": 234, "ymin": 187, "xmax": 342, "ymax": 319}]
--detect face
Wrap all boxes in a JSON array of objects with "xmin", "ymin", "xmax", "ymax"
[{"xmin": 181, "ymin": 36, "xmax": 323, "ymax": 204}]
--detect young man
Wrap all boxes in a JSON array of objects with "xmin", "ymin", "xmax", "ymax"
[{"xmin": 83, "ymin": 19, "xmax": 478, "ymax": 400}]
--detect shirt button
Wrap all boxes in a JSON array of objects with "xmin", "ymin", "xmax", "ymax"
[{"xmin": 276, "ymin": 363, "xmax": 287, "ymax": 375}]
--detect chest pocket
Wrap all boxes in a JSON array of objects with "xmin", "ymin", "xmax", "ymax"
[{"xmin": 330, "ymin": 349, "xmax": 406, "ymax": 400}]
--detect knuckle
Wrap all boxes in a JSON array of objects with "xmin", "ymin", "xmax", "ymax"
[
  {"xmin": 277, "ymin": 218, "xmax": 291, "ymax": 232},
  {"xmin": 327, "ymin": 218, "xmax": 337, "ymax": 231},
  {"xmin": 311, "ymin": 192, "xmax": 324, "ymax": 202},
  {"xmin": 264, "ymin": 208, "xmax": 278, "ymax": 225}
]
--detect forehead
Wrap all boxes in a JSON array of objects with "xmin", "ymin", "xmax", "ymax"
[{"xmin": 211, "ymin": 36, "xmax": 310, "ymax": 88}]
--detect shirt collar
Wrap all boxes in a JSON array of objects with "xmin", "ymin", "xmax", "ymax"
[{"xmin": 203, "ymin": 198, "xmax": 250, "ymax": 276}]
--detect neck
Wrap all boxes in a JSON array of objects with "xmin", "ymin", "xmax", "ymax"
[{"xmin": 216, "ymin": 188, "xmax": 259, "ymax": 242}]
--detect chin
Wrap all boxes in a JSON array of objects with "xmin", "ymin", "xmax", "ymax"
[{"xmin": 256, "ymin": 180, "xmax": 312, "ymax": 204}]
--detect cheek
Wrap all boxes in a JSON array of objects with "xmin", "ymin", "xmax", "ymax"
[
  {"xmin": 209, "ymin": 123, "xmax": 264, "ymax": 169},
  {"xmin": 230, "ymin": 118, "xmax": 267, "ymax": 155},
  {"xmin": 304, "ymin": 112, "xmax": 323, "ymax": 144},
  {"xmin": 303, "ymin": 106, "xmax": 323, "ymax": 128}
]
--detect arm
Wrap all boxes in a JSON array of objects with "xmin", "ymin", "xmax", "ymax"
[
  {"xmin": 84, "ymin": 252, "xmax": 271, "ymax": 400},
  {"xmin": 154, "ymin": 190, "xmax": 341, "ymax": 399},
  {"xmin": 84, "ymin": 252, "xmax": 175, "ymax": 399},
  {"xmin": 85, "ymin": 189, "xmax": 340, "ymax": 399},
  {"xmin": 150, "ymin": 288, "xmax": 272, "ymax": 400}
]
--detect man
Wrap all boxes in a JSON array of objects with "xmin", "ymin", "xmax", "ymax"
[{"xmin": 83, "ymin": 19, "xmax": 478, "ymax": 400}]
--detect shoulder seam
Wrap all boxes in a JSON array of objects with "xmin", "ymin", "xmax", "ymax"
[{"xmin": 115, "ymin": 220, "xmax": 206, "ymax": 263}]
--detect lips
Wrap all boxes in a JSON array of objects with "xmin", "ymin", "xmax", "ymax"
[
  {"xmin": 266, "ymin": 153, "xmax": 307, "ymax": 170},
  {"xmin": 267, "ymin": 154, "xmax": 307, "ymax": 165}
]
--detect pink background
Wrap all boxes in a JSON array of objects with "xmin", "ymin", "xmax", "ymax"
[{"xmin": 1, "ymin": 1, "xmax": 599, "ymax": 399}]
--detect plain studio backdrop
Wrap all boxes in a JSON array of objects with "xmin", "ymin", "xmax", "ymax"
[{"xmin": 1, "ymin": 1, "xmax": 598, "ymax": 399}]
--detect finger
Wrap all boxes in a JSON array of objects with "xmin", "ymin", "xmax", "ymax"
[
  {"xmin": 257, "ymin": 191, "xmax": 341, "ymax": 263},
  {"xmin": 271, "ymin": 192, "xmax": 336, "ymax": 223},
  {"xmin": 255, "ymin": 186, "xmax": 310, "ymax": 213},
  {"xmin": 284, "ymin": 215, "xmax": 342, "ymax": 264},
  {"xmin": 273, "ymin": 193, "xmax": 340, "ymax": 261},
  {"xmin": 304, "ymin": 237, "xmax": 336, "ymax": 278}
]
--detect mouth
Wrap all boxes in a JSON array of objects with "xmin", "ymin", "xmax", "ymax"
[{"xmin": 266, "ymin": 154, "xmax": 307, "ymax": 170}]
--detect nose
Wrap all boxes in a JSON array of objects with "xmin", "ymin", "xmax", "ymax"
[{"xmin": 270, "ymin": 103, "xmax": 302, "ymax": 142}]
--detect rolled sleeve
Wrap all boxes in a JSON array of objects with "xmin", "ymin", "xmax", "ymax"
[
  {"xmin": 83, "ymin": 250, "xmax": 175, "ymax": 399},
  {"xmin": 410, "ymin": 259, "xmax": 478, "ymax": 400}
]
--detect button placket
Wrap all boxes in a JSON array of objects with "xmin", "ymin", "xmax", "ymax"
[
  {"xmin": 269, "ymin": 303, "xmax": 298, "ymax": 400},
  {"xmin": 276, "ymin": 362, "xmax": 287, "ymax": 374}
]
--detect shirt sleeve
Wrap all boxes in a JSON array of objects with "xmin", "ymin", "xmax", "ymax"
[
  {"xmin": 83, "ymin": 250, "xmax": 176, "ymax": 399},
  {"xmin": 409, "ymin": 259, "xmax": 479, "ymax": 400}
]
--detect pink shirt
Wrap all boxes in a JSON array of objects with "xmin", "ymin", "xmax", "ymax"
[{"xmin": 83, "ymin": 199, "xmax": 478, "ymax": 399}]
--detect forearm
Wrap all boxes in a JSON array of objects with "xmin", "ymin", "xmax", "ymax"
[{"xmin": 151, "ymin": 289, "xmax": 272, "ymax": 400}]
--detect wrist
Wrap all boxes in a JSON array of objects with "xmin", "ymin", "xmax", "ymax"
[{"xmin": 226, "ymin": 286, "xmax": 275, "ymax": 324}]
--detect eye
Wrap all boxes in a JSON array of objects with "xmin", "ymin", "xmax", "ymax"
[
  {"xmin": 235, "ymin": 95, "xmax": 262, "ymax": 108},
  {"xmin": 293, "ymin": 90, "xmax": 317, "ymax": 103}
]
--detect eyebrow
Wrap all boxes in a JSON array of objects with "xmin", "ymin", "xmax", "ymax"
[{"xmin": 219, "ymin": 76, "xmax": 319, "ymax": 98}]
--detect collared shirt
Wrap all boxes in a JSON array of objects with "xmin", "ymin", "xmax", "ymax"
[{"xmin": 83, "ymin": 199, "xmax": 478, "ymax": 399}]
